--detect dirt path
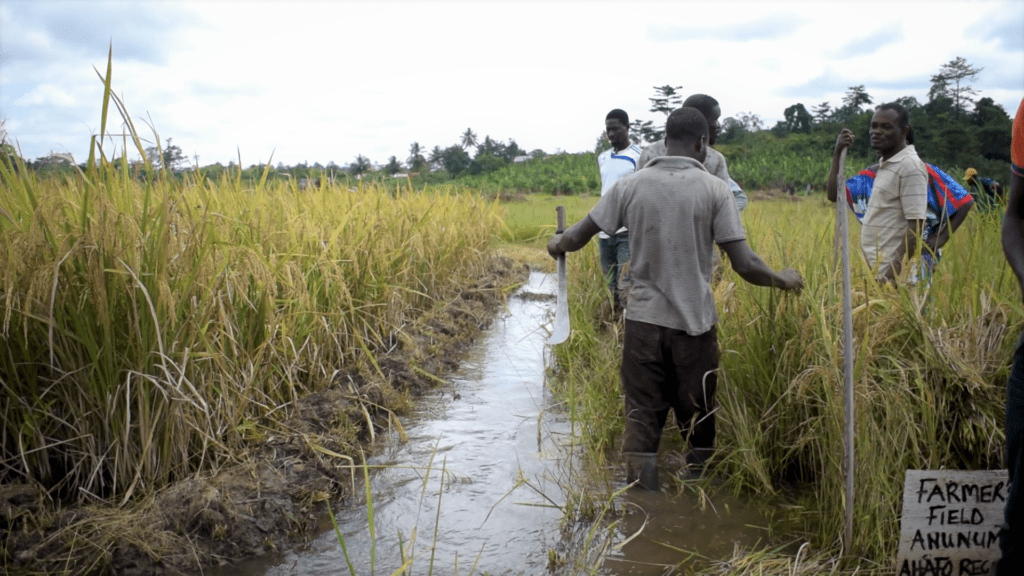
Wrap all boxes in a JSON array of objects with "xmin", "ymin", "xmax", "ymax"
[{"xmin": 1, "ymin": 254, "xmax": 530, "ymax": 576}]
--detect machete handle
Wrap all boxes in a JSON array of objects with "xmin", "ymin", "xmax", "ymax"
[
  {"xmin": 835, "ymin": 148, "xmax": 848, "ymax": 192},
  {"xmin": 556, "ymin": 205, "xmax": 565, "ymax": 234}
]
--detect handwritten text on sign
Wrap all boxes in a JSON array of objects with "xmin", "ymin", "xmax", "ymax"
[{"xmin": 897, "ymin": 469, "xmax": 1009, "ymax": 576}]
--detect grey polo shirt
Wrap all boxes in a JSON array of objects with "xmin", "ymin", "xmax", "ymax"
[
  {"xmin": 588, "ymin": 156, "xmax": 746, "ymax": 334},
  {"xmin": 637, "ymin": 141, "xmax": 747, "ymax": 211}
]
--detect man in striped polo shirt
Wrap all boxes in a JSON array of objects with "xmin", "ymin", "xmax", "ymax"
[
  {"xmin": 826, "ymin": 102, "xmax": 927, "ymax": 283},
  {"xmin": 597, "ymin": 109, "xmax": 643, "ymax": 310}
]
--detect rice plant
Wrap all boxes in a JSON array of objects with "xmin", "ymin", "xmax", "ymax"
[{"xmin": 0, "ymin": 52, "xmax": 504, "ymax": 504}]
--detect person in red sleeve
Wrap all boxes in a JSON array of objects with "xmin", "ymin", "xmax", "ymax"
[{"xmin": 999, "ymin": 95, "xmax": 1024, "ymax": 576}]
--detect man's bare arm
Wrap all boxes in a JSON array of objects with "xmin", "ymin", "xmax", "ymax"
[
  {"xmin": 719, "ymin": 239, "xmax": 803, "ymax": 292},
  {"xmin": 926, "ymin": 200, "xmax": 974, "ymax": 254},
  {"xmin": 547, "ymin": 214, "xmax": 602, "ymax": 258},
  {"xmin": 1002, "ymin": 171, "xmax": 1024, "ymax": 301},
  {"xmin": 826, "ymin": 129, "xmax": 855, "ymax": 203}
]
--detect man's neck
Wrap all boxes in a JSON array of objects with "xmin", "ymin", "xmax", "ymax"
[
  {"xmin": 880, "ymin": 143, "xmax": 909, "ymax": 162},
  {"xmin": 613, "ymin": 142, "xmax": 630, "ymax": 153},
  {"xmin": 664, "ymin": 144, "xmax": 701, "ymax": 162}
]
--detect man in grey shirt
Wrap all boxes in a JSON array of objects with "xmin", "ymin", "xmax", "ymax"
[
  {"xmin": 547, "ymin": 108, "xmax": 802, "ymax": 490},
  {"xmin": 637, "ymin": 94, "xmax": 747, "ymax": 212}
]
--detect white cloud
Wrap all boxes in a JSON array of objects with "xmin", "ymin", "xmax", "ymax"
[
  {"xmin": 1, "ymin": 0, "xmax": 1021, "ymax": 166},
  {"xmin": 15, "ymin": 84, "xmax": 77, "ymax": 107}
]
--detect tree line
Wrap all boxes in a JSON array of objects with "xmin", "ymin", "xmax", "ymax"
[
  {"xmin": 5, "ymin": 125, "xmax": 543, "ymax": 184},
  {"xmin": 3, "ymin": 57, "xmax": 1012, "ymax": 186},
  {"xmin": 735, "ymin": 57, "xmax": 1011, "ymax": 180},
  {"xmin": 628, "ymin": 58, "xmax": 1011, "ymax": 182}
]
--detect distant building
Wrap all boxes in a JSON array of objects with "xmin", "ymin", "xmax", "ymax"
[{"xmin": 513, "ymin": 155, "xmax": 532, "ymax": 163}]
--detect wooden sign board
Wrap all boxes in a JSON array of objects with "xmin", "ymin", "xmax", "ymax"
[{"xmin": 897, "ymin": 469, "xmax": 1008, "ymax": 576}]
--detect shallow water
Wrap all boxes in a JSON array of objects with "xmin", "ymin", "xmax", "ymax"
[
  {"xmin": 215, "ymin": 271, "xmax": 776, "ymax": 576},
  {"xmin": 599, "ymin": 472, "xmax": 777, "ymax": 574}
]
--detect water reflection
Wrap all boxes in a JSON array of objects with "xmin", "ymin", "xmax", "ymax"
[{"xmin": 601, "ymin": 480, "xmax": 775, "ymax": 575}]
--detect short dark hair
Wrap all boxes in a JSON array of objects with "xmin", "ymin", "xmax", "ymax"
[
  {"xmin": 682, "ymin": 94, "xmax": 720, "ymax": 119},
  {"xmin": 606, "ymin": 108, "xmax": 629, "ymax": 125},
  {"xmin": 665, "ymin": 107, "xmax": 708, "ymax": 144},
  {"xmin": 876, "ymin": 102, "xmax": 915, "ymax": 144}
]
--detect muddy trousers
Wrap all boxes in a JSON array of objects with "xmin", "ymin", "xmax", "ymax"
[
  {"xmin": 619, "ymin": 320, "xmax": 719, "ymax": 456},
  {"xmin": 999, "ymin": 333, "xmax": 1024, "ymax": 575}
]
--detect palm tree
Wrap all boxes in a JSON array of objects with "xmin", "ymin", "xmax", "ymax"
[
  {"xmin": 428, "ymin": 145, "xmax": 443, "ymax": 169},
  {"xmin": 479, "ymin": 135, "xmax": 495, "ymax": 155},
  {"xmin": 350, "ymin": 154, "xmax": 371, "ymax": 176},
  {"xmin": 408, "ymin": 142, "xmax": 425, "ymax": 169},
  {"xmin": 384, "ymin": 155, "xmax": 402, "ymax": 175},
  {"xmin": 460, "ymin": 128, "xmax": 478, "ymax": 150}
]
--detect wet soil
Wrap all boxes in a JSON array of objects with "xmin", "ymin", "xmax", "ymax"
[{"xmin": 1, "ymin": 254, "xmax": 530, "ymax": 576}]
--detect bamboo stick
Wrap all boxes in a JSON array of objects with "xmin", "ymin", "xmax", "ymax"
[{"xmin": 835, "ymin": 148, "xmax": 855, "ymax": 553}]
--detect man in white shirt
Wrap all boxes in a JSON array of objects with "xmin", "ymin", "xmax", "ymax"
[
  {"xmin": 826, "ymin": 102, "xmax": 927, "ymax": 283},
  {"xmin": 597, "ymin": 109, "xmax": 644, "ymax": 309}
]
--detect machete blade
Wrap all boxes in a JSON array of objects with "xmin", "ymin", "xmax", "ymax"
[{"xmin": 549, "ymin": 206, "xmax": 570, "ymax": 345}]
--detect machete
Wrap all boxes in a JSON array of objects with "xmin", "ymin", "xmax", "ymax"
[{"xmin": 549, "ymin": 205, "xmax": 570, "ymax": 345}]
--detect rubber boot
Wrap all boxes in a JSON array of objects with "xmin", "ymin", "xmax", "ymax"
[{"xmin": 623, "ymin": 452, "xmax": 659, "ymax": 491}]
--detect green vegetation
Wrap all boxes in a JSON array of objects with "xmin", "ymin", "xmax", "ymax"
[
  {"xmin": 720, "ymin": 131, "xmax": 862, "ymax": 192},
  {"xmin": 495, "ymin": 193, "xmax": 597, "ymax": 246},
  {"xmin": 455, "ymin": 152, "xmax": 599, "ymax": 195}
]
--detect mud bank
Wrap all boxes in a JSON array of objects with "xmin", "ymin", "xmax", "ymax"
[{"xmin": 1, "ymin": 254, "xmax": 530, "ymax": 576}]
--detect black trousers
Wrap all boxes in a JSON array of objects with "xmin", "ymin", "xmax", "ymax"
[
  {"xmin": 620, "ymin": 319, "xmax": 719, "ymax": 454},
  {"xmin": 1000, "ymin": 333, "xmax": 1024, "ymax": 575}
]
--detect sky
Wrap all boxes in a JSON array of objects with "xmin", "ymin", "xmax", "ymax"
[{"xmin": 1, "ymin": 0, "xmax": 1022, "ymax": 169}]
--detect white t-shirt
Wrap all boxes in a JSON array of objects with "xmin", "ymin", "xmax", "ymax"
[{"xmin": 597, "ymin": 143, "xmax": 643, "ymax": 238}]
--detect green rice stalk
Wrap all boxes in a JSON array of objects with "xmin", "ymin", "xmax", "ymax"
[
  {"xmin": 326, "ymin": 504, "xmax": 358, "ymax": 576},
  {"xmin": 361, "ymin": 451, "xmax": 377, "ymax": 571}
]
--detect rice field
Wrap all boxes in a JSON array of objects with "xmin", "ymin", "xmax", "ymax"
[
  {"xmin": 0, "ymin": 62, "xmax": 508, "ymax": 504},
  {"xmin": 547, "ymin": 193, "xmax": 1019, "ymax": 572},
  {"xmin": 2, "ymin": 53, "xmax": 1017, "ymax": 575}
]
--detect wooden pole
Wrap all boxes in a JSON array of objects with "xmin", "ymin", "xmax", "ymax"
[{"xmin": 835, "ymin": 148, "xmax": 856, "ymax": 553}]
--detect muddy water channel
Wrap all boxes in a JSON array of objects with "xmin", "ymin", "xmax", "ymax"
[{"xmin": 215, "ymin": 271, "xmax": 777, "ymax": 576}]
